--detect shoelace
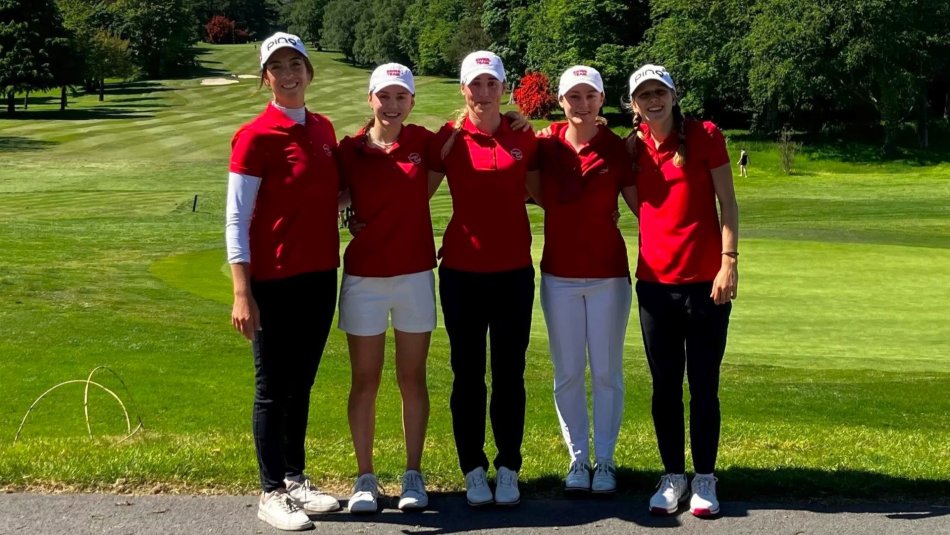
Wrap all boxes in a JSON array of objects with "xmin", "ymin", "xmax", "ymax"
[
  {"xmin": 498, "ymin": 470, "xmax": 516, "ymax": 487},
  {"xmin": 569, "ymin": 463, "xmax": 589, "ymax": 477},
  {"xmin": 354, "ymin": 475, "xmax": 380, "ymax": 496},
  {"xmin": 657, "ymin": 474, "xmax": 679, "ymax": 491},
  {"xmin": 273, "ymin": 492, "xmax": 300, "ymax": 513},
  {"xmin": 694, "ymin": 476, "xmax": 715, "ymax": 496},
  {"xmin": 467, "ymin": 471, "xmax": 487, "ymax": 489},
  {"xmin": 403, "ymin": 472, "xmax": 424, "ymax": 493},
  {"xmin": 595, "ymin": 464, "xmax": 615, "ymax": 476}
]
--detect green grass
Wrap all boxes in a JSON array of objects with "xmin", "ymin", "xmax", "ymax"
[{"xmin": 1, "ymin": 44, "xmax": 949, "ymax": 501}]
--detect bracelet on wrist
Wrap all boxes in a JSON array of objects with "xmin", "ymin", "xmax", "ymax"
[{"xmin": 722, "ymin": 251, "xmax": 739, "ymax": 258}]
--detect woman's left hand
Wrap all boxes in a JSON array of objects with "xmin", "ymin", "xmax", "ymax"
[
  {"xmin": 711, "ymin": 259, "xmax": 738, "ymax": 305},
  {"xmin": 504, "ymin": 111, "xmax": 534, "ymax": 132}
]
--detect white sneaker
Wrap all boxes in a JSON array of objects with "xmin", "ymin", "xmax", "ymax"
[
  {"xmin": 591, "ymin": 460, "xmax": 617, "ymax": 494},
  {"xmin": 649, "ymin": 473, "xmax": 688, "ymax": 515},
  {"xmin": 258, "ymin": 489, "xmax": 313, "ymax": 531},
  {"xmin": 398, "ymin": 470, "xmax": 429, "ymax": 511},
  {"xmin": 285, "ymin": 477, "xmax": 341, "ymax": 513},
  {"xmin": 494, "ymin": 466, "xmax": 520, "ymax": 506},
  {"xmin": 348, "ymin": 473, "xmax": 380, "ymax": 514},
  {"xmin": 464, "ymin": 467, "xmax": 494, "ymax": 507},
  {"xmin": 690, "ymin": 474, "xmax": 720, "ymax": 517},
  {"xmin": 564, "ymin": 461, "xmax": 591, "ymax": 493}
]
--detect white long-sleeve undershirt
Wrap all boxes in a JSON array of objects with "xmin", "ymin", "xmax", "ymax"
[{"xmin": 225, "ymin": 102, "xmax": 306, "ymax": 264}]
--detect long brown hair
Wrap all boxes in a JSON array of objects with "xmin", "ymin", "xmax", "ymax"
[{"xmin": 625, "ymin": 102, "xmax": 687, "ymax": 169}]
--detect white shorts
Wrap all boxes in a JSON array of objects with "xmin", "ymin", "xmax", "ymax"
[{"xmin": 338, "ymin": 270, "xmax": 436, "ymax": 336}]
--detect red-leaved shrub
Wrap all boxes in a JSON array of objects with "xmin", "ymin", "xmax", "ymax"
[
  {"xmin": 205, "ymin": 15, "xmax": 236, "ymax": 44},
  {"xmin": 513, "ymin": 72, "xmax": 556, "ymax": 119}
]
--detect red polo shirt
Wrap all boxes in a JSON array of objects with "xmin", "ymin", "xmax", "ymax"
[
  {"xmin": 429, "ymin": 115, "xmax": 538, "ymax": 273},
  {"xmin": 229, "ymin": 103, "xmax": 340, "ymax": 281},
  {"xmin": 337, "ymin": 124, "xmax": 437, "ymax": 277},
  {"xmin": 634, "ymin": 119, "xmax": 730, "ymax": 284},
  {"xmin": 538, "ymin": 122, "xmax": 635, "ymax": 278}
]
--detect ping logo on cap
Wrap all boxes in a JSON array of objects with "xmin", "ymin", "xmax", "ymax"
[
  {"xmin": 475, "ymin": 57, "xmax": 491, "ymax": 65},
  {"xmin": 573, "ymin": 69, "xmax": 588, "ymax": 76},
  {"xmin": 266, "ymin": 36, "xmax": 298, "ymax": 51},
  {"xmin": 634, "ymin": 68, "xmax": 668, "ymax": 83},
  {"xmin": 386, "ymin": 69, "xmax": 401, "ymax": 76}
]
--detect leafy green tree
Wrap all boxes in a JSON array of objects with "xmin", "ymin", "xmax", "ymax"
[
  {"xmin": 401, "ymin": 0, "xmax": 488, "ymax": 76},
  {"xmin": 192, "ymin": 0, "xmax": 279, "ymax": 39},
  {"xmin": 0, "ymin": 0, "xmax": 72, "ymax": 113},
  {"xmin": 281, "ymin": 0, "xmax": 330, "ymax": 47},
  {"xmin": 113, "ymin": 0, "xmax": 198, "ymax": 77},
  {"xmin": 86, "ymin": 30, "xmax": 136, "ymax": 100},
  {"xmin": 352, "ymin": 0, "xmax": 410, "ymax": 66},
  {"xmin": 321, "ymin": 0, "xmax": 364, "ymax": 62}
]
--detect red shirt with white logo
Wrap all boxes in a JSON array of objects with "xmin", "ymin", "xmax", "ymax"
[
  {"xmin": 229, "ymin": 103, "xmax": 340, "ymax": 281},
  {"xmin": 634, "ymin": 119, "xmax": 730, "ymax": 284},
  {"xmin": 538, "ymin": 122, "xmax": 634, "ymax": 278},
  {"xmin": 337, "ymin": 124, "xmax": 437, "ymax": 277},
  {"xmin": 429, "ymin": 115, "xmax": 538, "ymax": 273}
]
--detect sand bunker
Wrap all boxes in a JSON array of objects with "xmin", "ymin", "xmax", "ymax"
[
  {"xmin": 200, "ymin": 78, "xmax": 239, "ymax": 86},
  {"xmin": 237, "ymin": 75, "xmax": 258, "ymax": 79}
]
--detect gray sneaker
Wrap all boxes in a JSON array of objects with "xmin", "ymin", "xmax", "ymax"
[
  {"xmin": 564, "ymin": 461, "xmax": 591, "ymax": 493},
  {"xmin": 348, "ymin": 473, "xmax": 380, "ymax": 514},
  {"xmin": 494, "ymin": 466, "xmax": 520, "ymax": 506},
  {"xmin": 464, "ymin": 467, "xmax": 494, "ymax": 507},
  {"xmin": 398, "ymin": 470, "xmax": 429, "ymax": 511},
  {"xmin": 591, "ymin": 460, "xmax": 617, "ymax": 494},
  {"xmin": 285, "ymin": 477, "xmax": 341, "ymax": 513},
  {"xmin": 689, "ymin": 474, "xmax": 720, "ymax": 517}
]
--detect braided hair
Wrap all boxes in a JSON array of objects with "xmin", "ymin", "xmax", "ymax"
[
  {"xmin": 625, "ymin": 111, "xmax": 646, "ymax": 172},
  {"xmin": 440, "ymin": 108, "xmax": 469, "ymax": 160},
  {"xmin": 671, "ymin": 103, "xmax": 687, "ymax": 168}
]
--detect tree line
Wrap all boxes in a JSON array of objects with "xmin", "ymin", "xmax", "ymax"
[{"xmin": 2, "ymin": 0, "xmax": 948, "ymax": 152}]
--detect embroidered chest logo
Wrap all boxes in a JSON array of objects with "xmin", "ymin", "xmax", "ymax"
[
  {"xmin": 598, "ymin": 167, "xmax": 609, "ymax": 174},
  {"xmin": 408, "ymin": 152, "xmax": 422, "ymax": 165},
  {"xmin": 510, "ymin": 148, "xmax": 523, "ymax": 161},
  {"xmin": 323, "ymin": 144, "xmax": 332, "ymax": 157}
]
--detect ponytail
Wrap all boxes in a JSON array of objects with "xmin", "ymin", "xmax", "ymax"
[
  {"xmin": 440, "ymin": 108, "xmax": 468, "ymax": 160},
  {"xmin": 360, "ymin": 116, "xmax": 375, "ymax": 136},
  {"xmin": 671, "ymin": 103, "xmax": 686, "ymax": 167}
]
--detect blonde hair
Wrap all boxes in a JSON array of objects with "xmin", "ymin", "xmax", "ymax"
[{"xmin": 440, "ymin": 108, "xmax": 469, "ymax": 160}]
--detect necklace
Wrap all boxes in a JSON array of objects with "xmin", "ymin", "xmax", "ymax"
[{"xmin": 367, "ymin": 134, "xmax": 396, "ymax": 149}]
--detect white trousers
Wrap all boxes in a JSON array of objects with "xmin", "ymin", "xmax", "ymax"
[{"xmin": 540, "ymin": 274, "xmax": 632, "ymax": 465}]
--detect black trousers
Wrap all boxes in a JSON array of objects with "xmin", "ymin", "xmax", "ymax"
[
  {"xmin": 439, "ymin": 265, "xmax": 535, "ymax": 474},
  {"xmin": 636, "ymin": 280, "xmax": 731, "ymax": 475},
  {"xmin": 251, "ymin": 269, "xmax": 337, "ymax": 492}
]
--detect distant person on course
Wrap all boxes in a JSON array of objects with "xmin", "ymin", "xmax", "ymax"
[
  {"xmin": 738, "ymin": 149, "xmax": 749, "ymax": 177},
  {"xmin": 225, "ymin": 32, "xmax": 341, "ymax": 531},
  {"xmin": 625, "ymin": 64, "xmax": 739, "ymax": 518},
  {"xmin": 527, "ymin": 65, "xmax": 637, "ymax": 496},
  {"xmin": 428, "ymin": 50, "xmax": 539, "ymax": 508},
  {"xmin": 335, "ymin": 63, "xmax": 437, "ymax": 514}
]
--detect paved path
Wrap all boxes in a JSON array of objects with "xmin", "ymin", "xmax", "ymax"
[{"xmin": 2, "ymin": 492, "xmax": 949, "ymax": 534}]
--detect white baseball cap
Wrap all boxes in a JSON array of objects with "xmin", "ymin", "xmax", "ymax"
[
  {"xmin": 259, "ymin": 32, "xmax": 308, "ymax": 69},
  {"xmin": 558, "ymin": 65, "xmax": 604, "ymax": 98},
  {"xmin": 369, "ymin": 63, "xmax": 415, "ymax": 95},
  {"xmin": 460, "ymin": 51, "xmax": 506, "ymax": 85},
  {"xmin": 628, "ymin": 64, "xmax": 675, "ymax": 97}
]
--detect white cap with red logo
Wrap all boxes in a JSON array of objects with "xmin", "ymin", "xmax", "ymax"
[
  {"xmin": 628, "ymin": 64, "xmax": 675, "ymax": 97},
  {"xmin": 368, "ymin": 63, "xmax": 415, "ymax": 95},
  {"xmin": 460, "ymin": 51, "xmax": 506, "ymax": 85},
  {"xmin": 558, "ymin": 65, "xmax": 604, "ymax": 98},
  {"xmin": 259, "ymin": 32, "xmax": 308, "ymax": 69}
]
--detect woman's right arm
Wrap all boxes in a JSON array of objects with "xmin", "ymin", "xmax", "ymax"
[
  {"xmin": 427, "ymin": 171, "xmax": 445, "ymax": 199},
  {"xmin": 226, "ymin": 172, "xmax": 262, "ymax": 340}
]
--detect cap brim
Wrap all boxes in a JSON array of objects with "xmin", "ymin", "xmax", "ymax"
[
  {"xmin": 260, "ymin": 44, "xmax": 309, "ymax": 69},
  {"xmin": 558, "ymin": 81, "xmax": 604, "ymax": 98},
  {"xmin": 370, "ymin": 81, "xmax": 414, "ymax": 95},
  {"xmin": 462, "ymin": 68, "xmax": 505, "ymax": 85},
  {"xmin": 630, "ymin": 75, "xmax": 674, "ymax": 97}
]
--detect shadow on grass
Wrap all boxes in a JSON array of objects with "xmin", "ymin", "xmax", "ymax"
[
  {"xmin": 313, "ymin": 467, "xmax": 949, "ymax": 533},
  {"xmin": 0, "ymin": 136, "xmax": 58, "ymax": 153},
  {"xmin": 1, "ymin": 108, "xmax": 156, "ymax": 121}
]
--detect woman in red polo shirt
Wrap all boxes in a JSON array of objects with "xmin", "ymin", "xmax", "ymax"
[
  {"xmin": 225, "ymin": 32, "xmax": 341, "ymax": 531},
  {"xmin": 528, "ymin": 65, "xmax": 637, "ymax": 496},
  {"xmin": 335, "ymin": 63, "xmax": 436, "ymax": 515},
  {"xmin": 428, "ymin": 50, "xmax": 538, "ymax": 508},
  {"xmin": 625, "ymin": 64, "xmax": 739, "ymax": 518}
]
